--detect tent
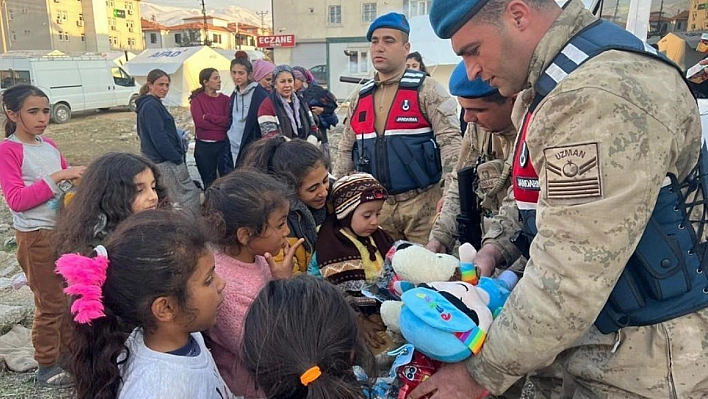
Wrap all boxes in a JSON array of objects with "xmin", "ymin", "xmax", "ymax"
[
  {"xmin": 124, "ymin": 46, "xmax": 235, "ymax": 107},
  {"xmin": 658, "ymin": 31, "xmax": 707, "ymax": 71},
  {"xmin": 408, "ymin": 15, "xmax": 461, "ymax": 87}
]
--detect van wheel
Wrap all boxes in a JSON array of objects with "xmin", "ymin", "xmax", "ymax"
[
  {"xmin": 51, "ymin": 103, "xmax": 71, "ymax": 124},
  {"xmin": 128, "ymin": 94, "xmax": 138, "ymax": 112}
]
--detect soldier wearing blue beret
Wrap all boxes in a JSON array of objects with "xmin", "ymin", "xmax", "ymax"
[
  {"xmin": 335, "ymin": 13, "xmax": 462, "ymax": 248},
  {"xmin": 409, "ymin": 0, "xmax": 708, "ymax": 398},
  {"xmin": 427, "ymin": 62, "xmax": 517, "ymax": 260}
]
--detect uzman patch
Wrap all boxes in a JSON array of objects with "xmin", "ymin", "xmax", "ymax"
[{"xmin": 544, "ymin": 143, "xmax": 602, "ymax": 204}]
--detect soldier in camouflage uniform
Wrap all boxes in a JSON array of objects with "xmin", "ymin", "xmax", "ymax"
[
  {"xmin": 409, "ymin": 0, "xmax": 708, "ymax": 398},
  {"xmin": 427, "ymin": 61, "xmax": 517, "ymax": 254},
  {"xmin": 335, "ymin": 13, "xmax": 461, "ymax": 245}
]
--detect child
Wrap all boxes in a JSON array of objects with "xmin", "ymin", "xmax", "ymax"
[
  {"xmin": 241, "ymin": 275, "xmax": 377, "ymax": 399},
  {"xmin": 56, "ymin": 210, "xmax": 232, "ymax": 399},
  {"xmin": 311, "ymin": 173, "xmax": 395, "ymax": 353},
  {"xmin": 240, "ymin": 137, "xmax": 330, "ymax": 274},
  {"xmin": 201, "ymin": 169, "xmax": 303, "ymax": 398},
  {"xmin": 189, "ymin": 67, "xmax": 233, "ymax": 188},
  {"xmin": 0, "ymin": 84, "xmax": 86, "ymax": 387},
  {"xmin": 227, "ymin": 51, "xmax": 269, "ymax": 166},
  {"xmin": 54, "ymin": 152, "xmax": 170, "ymax": 256}
]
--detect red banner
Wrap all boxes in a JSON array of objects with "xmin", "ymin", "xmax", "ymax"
[{"xmin": 257, "ymin": 34, "xmax": 296, "ymax": 48}]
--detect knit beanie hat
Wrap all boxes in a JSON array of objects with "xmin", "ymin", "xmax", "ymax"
[{"xmin": 332, "ymin": 173, "xmax": 388, "ymax": 220}]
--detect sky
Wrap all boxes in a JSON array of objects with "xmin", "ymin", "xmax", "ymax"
[{"xmin": 146, "ymin": 0, "xmax": 271, "ymax": 13}]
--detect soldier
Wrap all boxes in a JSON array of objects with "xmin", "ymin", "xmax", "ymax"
[
  {"xmin": 409, "ymin": 0, "xmax": 708, "ymax": 398},
  {"xmin": 335, "ymin": 12, "xmax": 461, "ymax": 245},
  {"xmin": 426, "ymin": 61, "xmax": 517, "ymax": 254}
]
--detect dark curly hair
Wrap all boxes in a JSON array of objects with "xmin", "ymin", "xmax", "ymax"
[{"xmin": 54, "ymin": 152, "xmax": 170, "ymax": 256}]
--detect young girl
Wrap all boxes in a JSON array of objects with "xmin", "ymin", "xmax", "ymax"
[
  {"xmin": 136, "ymin": 68, "xmax": 200, "ymax": 215},
  {"xmin": 257, "ymin": 65, "xmax": 319, "ymax": 140},
  {"xmin": 56, "ymin": 210, "xmax": 231, "ymax": 399},
  {"xmin": 241, "ymin": 275, "xmax": 376, "ymax": 399},
  {"xmin": 311, "ymin": 173, "xmax": 395, "ymax": 353},
  {"xmin": 0, "ymin": 84, "xmax": 85, "ymax": 387},
  {"xmin": 189, "ymin": 67, "xmax": 232, "ymax": 188},
  {"xmin": 54, "ymin": 152, "xmax": 170, "ymax": 256},
  {"xmin": 201, "ymin": 169, "xmax": 302, "ymax": 398},
  {"xmin": 227, "ymin": 51, "xmax": 269, "ymax": 166},
  {"xmin": 240, "ymin": 137, "xmax": 330, "ymax": 274}
]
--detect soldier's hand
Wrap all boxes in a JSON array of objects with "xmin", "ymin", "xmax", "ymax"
[
  {"xmin": 474, "ymin": 244, "xmax": 504, "ymax": 277},
  {"xmin": 436, "ymin": 195, "xmax": 445, "ymax": 213},
  {"xmin": 409, "ymin": 361, "xmax": 488, "ymax": 399},
  {"xmin": 425, "ymin": 239, "xmax": 447, "ymax": 254}
]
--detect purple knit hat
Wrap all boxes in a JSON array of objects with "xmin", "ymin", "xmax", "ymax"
[{"xmin": 252, "ymin": 59, "xmax": 276, "ymax": 82}]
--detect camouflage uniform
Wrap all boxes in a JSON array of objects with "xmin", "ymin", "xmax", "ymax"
[
  {"xmin": 465, "ymin": 1, "xmax": 708, "ymax": 398},
  {"xmin": 336, "ymin": 71, "xmax": 461, "ymax": 244},
  {"xmin": 429, "ymin": 123, "xmax": 517, "ymax": 251}
]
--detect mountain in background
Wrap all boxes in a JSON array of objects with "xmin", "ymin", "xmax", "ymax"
[{"xmin": 140, "ymin": 2, "xmax": 272, "ymax": 27}]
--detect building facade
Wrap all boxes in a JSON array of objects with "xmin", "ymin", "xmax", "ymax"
[
  {"xmin": 0, "ymin": 0, "xmax": 144, "ymax": 53},
  {"xmin": 142, "ymin": 16, "xmax": 264, "ymax": 51}
]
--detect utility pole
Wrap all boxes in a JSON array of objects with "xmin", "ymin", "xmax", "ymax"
[
  {"xmin": 200, "ymin": 0, "xmax": 210, "ymax": 46},
  {"xmin": 0, "ymin": 0, "xmax": 7, "ymax": 53},
  {"xmin": 256, "ymin": 10, "xmax": 268, "ymax": 34}
]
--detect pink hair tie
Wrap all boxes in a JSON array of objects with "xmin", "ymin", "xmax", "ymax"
[{"xmin": 56, "ymin": 245, "xmax": 110, "ymax": 324}]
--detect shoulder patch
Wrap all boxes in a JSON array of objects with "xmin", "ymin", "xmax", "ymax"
[{"xmin": 544, "ymin": 142, "xmax": 602, "ymax": 204}]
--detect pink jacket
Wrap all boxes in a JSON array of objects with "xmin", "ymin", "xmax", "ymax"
[{"xmin": 205, "ymin": 252, "xmax": 271, "ymax": 399}]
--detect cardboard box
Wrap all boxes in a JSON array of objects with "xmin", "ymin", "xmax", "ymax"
[{"xmin": 687, "ymin": 61, "xmax": 708, "ymax": 84}]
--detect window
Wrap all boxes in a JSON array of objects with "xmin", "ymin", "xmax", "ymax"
[
  {"xmin": 23, "ymin": 29, "xmax": 30, "ymax": 35},
  {"xmin": 64, "ymin": 32, "xmax": 69, "ymax": 41},
  {"xmin": 150, "ymin": 33, "xmax": 157, "ymax": 43},
  {"xmin": 212, "ymin": 33, "xmax": 222, "ymax": 44},
  {"xmin": 346, "ymin": 50, "xmax": 370, "ymax": 74},
  {"xmin": 362, "ymin": 3, "xmax": 377, "ymax": 23},
  {"xmin": 1, "ymin": 70, "xmax": 31, "ymax": 88},
  {"xmin": 8, "ymin": 9, "xmax": 13, "ymax": 20},
  {"xmin": 408, "ymin": 0, "xmax": 432, "ymax": 17},
  {"xmin": 328, "ymin": 5, "xmax": 341, "ymax": 24},
  {"xmin": 127, "ymin": 38, "xmax": 135, "ymax": 46},
  {"xmin": 79, "ymin": 13, "xmax": 83, "ymax": 20},
  {"xmin": 175, "ymin": 33, "xmax": 182, "ymax": 44},
  {"xmin": 10, "ymin": 31, "xmax": 16, "ymax": 41},
  {"xmin": 58, "ymin": 31, "xmax": 65, "ymax": 41},
  {"xmin": 81, "ymin": 33, "xmax": 85, "ymax": 41}
]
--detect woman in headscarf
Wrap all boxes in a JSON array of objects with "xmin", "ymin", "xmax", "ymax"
[
  {"xmin": 251, "ymin": 59, "xmax": 276, "ymax": 92},
  {"xmin": 256, "ymin": 65, "xmax": 319, "ymax": 141}
]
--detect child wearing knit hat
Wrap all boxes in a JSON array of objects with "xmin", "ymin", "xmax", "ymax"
[{"xmin": 310, "ymin": 172, "xmax": 395, "ymax": 354}]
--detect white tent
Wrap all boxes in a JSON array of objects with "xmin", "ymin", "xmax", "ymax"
[
  {"xmin": 124, "ymin": 46, "xmax": 235, "ymax": 107},
  {"xmin": 408, "ymin": 15, "xmax": 462, "ymax": 87}
]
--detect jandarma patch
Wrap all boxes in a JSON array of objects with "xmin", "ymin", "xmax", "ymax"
[{"xmin": 544, "ymin": 143, "xmax": 602, "ymax": 203}]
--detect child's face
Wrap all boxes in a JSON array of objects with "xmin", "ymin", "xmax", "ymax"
[
  {"xmin": 7, "ymin": 95, "xmax": 49, "ymax": 138},
  {"xmin": 349, "ymin": 200, "xmax": 385, "ymax": 237},
  {"xmin": 248, "ymin": 201, "xmax": 290, "ymax": 256},
  {"xmin": 183, "ymin": 250, "xmax": 225, "ymax": 332},
  {"xmin": 298, "ymin": 164, "xmax": 330, "ymax": 210},
  {"xmin": 131, "ymin": 168, "xmax": 159, "ymax": 213}
]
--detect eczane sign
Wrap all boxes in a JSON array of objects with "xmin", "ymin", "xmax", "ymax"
[{"xmin": 257, "ymin": 35, "xmax": 296, "ymax": 48}]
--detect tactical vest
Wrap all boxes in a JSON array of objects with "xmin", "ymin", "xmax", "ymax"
[
  {"xmin": 350, "ymin": 70, "xmax": 442, "ymax": 194},
  {"xmin": 511, "ymin": 19, "xmax": 708, "ymax": 334}
]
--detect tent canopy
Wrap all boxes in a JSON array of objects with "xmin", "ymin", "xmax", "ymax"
[{"xmin": 124, "ymin": 47, "xmax": 206, "ymax": 76}]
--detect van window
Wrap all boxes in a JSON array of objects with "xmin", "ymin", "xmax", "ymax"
[
  {"xmin": 0, "ymin": 70, "xmax": 31, "ymax": 88},
  {"xmin": 111, "ymin": 67, "xmax": 134, "ymax": 87}
]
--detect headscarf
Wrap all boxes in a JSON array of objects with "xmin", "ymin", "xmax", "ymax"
[
  {"xmin": 293, "ymin": 66, "xmax": 316, "ymax": 85},
  {"xmin": 252, "ymin": 59, "xmax": 276, "ymax": 83}
]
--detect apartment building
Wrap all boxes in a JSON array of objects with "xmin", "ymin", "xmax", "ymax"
[
  {"xmin": 0, "ymin": 0, "xmax": 144, "ymax": 53},
  {"xmin": 272, "ymin": 0, "xmax": 431, "ymax": 97},
  {"xmin": 142, "ymin": 16, "xmax": 262, "ymax": 50}
]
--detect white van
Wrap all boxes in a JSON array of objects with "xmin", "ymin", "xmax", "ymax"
[{"xmin": 0, "ymin": 55, "xmax": 140, "ymax": 123}]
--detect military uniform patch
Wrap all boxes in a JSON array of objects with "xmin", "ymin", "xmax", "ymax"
[{"xmin": 544, "ymin": 142, "xmax": 602, "ymax": 203}]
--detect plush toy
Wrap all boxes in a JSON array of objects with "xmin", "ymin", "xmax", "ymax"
[{"xmin": 378, "ymin": 241, "xmax": 519, "ymax": 362}]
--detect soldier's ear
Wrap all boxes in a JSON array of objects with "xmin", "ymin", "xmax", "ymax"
[{"xmin": 505, "ymin": 0, "xmax": 532, "ymax": 31}]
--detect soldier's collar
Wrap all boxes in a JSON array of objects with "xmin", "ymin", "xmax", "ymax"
[{"xmin": 374, "ymin": 69, "xmax": 406, "ymax": 87}]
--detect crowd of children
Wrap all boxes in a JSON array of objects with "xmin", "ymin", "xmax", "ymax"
[{"xmin": 0, "ymin": 50, "xmax": 414, "ymax": 399}]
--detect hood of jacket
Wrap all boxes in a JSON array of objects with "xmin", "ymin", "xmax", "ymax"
[{"xmin": 135, "ymin": 94, "xmax": 162, "ymax": 114}]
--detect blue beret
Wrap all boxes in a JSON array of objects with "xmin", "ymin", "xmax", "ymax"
[
  {"xmin": 449, "ymin": 61, "xmax": 498, "ymax": 98},
  {"xmin": 366, "ymin": 12, "xmax": 410, "ymax": 41},
  {"xmin": 429, "ymin": 0, "xmax": 491, "ymax": 39}
]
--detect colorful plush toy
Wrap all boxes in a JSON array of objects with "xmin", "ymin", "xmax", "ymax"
[{"xmin": 378, "ymin": 241, "xmax": 518, "ymax": 362}]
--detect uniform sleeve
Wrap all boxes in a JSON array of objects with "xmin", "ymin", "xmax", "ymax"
[
  {"xmin": 334, "ymin": 93, "xmax": 359, "ymax": 178},
  {"xmin": 481, "ymin": 186, "xmax": 523, "ymax": 266},
  {"xmin": 0, "ymin": 143, "xmax": 58, "ymax": 213},
  {"xmin": 420, "ymin": 79, "xmax": 462, "ymax": 185},
  {"xmin": 466, "ymin": 87, "xmax": 680, "ymax": 394}
]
